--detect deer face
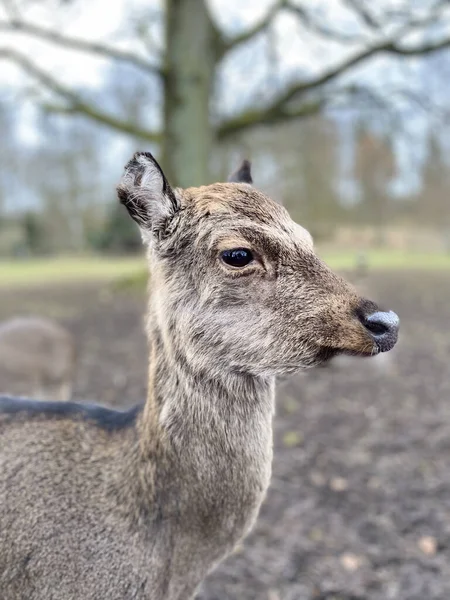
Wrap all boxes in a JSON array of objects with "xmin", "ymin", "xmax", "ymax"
[{"xmin": 118, "ymin": 153, "xmax": 399, "ymax": 378}]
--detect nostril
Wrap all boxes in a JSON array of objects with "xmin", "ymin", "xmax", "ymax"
[
  {"xmin": 364, "ymin": 319, "xmax": 390, "ymax": 336},
  {"xmin": 362, "ymin": 310, "xmax": 400, "ymax": 353},
  {"xmin": 364, "ymin": 311, "xmax": 399, "ymax": 334}
]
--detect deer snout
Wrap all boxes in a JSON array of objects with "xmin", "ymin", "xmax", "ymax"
[{"xmin": 360, "ymin": 310, "xmax": 399, "ymax": 353}]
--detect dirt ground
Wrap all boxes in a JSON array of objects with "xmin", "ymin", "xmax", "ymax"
[{"xmin": 1, "ymin": 270, "xmax": 449, "ymax": 600}]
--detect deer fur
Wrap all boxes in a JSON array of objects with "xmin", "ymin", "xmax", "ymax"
[
  {"xmin": 0, "ymin": 154, "xmax": 398, "ymax": 600},
  {"xmin": 0, "ymin": 316, "xmax": 75, "ymax": 401}
]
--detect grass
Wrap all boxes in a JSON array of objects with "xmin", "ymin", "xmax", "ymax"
[
  {"xmin": 319, "ymin": 249, "xmax": 450, "ymax": 270},
  {"xmin": 1, "ymin": 250, "xmax": 450, "ymax": 289},
  {"xmin": 0, "ymin": 256, "xmax": 145, "ymax": 288}
]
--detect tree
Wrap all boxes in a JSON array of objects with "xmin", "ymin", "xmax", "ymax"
[
  {"xmin": 21, "ymin": 210, "xmax": 47, "ymax": 255},
  {"xmin": 1, "ymin": 0, "xmax": 450, "ymax": 187},
  {"xmin": 90, "ymin": 203, "xmax": 141, "ymax": 255},
  {"xmin": 419, "ymin": 131, "xmax": 449, "ymax": 225},
  {"xmin": 353, "ymin": 123, "xmax": 396, "ymax": 243},
  {"xmin": 20, "ymin": 113, "xmax": 114, "ymax": 252},
  {"xmin": 0, "ymin": 98, "xmax": 19, "ymax": 215},
  {"xmin": 281, "ymin": 115, "xmax": 341, "ymax": 238},
  {"xmin": 411, "ymin": 129, "xmax": 450, "ymax": 251},
  {"xmin": 233, "ymin": 114, "xmax": 342, "ymax": 237}
]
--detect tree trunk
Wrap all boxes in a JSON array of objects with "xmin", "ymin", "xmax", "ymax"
[{"xmin": 162, "ymin": 0, "xmax": 219, "ymax": 188}]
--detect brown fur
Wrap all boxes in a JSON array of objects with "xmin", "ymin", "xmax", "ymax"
[
  {"xmin": 0, "ymin": 154, "xmax": 398, "ymax": 599},
  {"xmin": 0, "ymin": 316, "xmax": 76, "ymax": 401}
]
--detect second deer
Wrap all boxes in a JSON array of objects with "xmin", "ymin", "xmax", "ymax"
[{"xmin": 0, "ymin": 316, "xmax": 76, "ymax": 401}]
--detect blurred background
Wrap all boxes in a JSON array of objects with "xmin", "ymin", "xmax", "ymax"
[{"xmin": 1, "ymin": 0, "xmax": 450, "ymax": 598}]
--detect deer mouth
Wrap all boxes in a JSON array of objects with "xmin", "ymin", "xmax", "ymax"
[
  {"xmin": 316, "ymin": 343, "xmax": 379, "ymax": 366},
  {"xmin": 342, "ymin": 345, "xmax": 380, "ymax": 358}
]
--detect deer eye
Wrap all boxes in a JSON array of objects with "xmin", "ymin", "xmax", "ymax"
[{"xmin": 221, "ymin": 248, "xmax": 254, "ymax": 268}]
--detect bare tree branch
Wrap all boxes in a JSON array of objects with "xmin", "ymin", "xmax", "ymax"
[
  {"xmin": 220, "ymin": 0, "xmax": 372, "ymax": 57},
  {"xmin": 332, "ymin": 83, "xmax": 444, "ymax": 143},
  {"xmin": 124, "ymin": 6, "xmax": 164, "ymax": 60},
  {"xmin": 220, "ymin": 0, "xmax": 286, "ymax": 55},
  {"xmin": 2, "ymin": 0, "xmax": 449, "ymax": 149},
  {"xmin": 217, "ymin": 77, "xmax": 422, "ymax": 142},
  {"xmin": 216, "ymin": 98, "xmax": 324, "ymax": 139},
  {"xmin": 217, "ymin": 6, "xmax": 450, "ymax": 141},
  {"xmin": 383, "ymin": 0, "xmax": 450, "ymax": 23},
  {"xmin": 220, "ymin": 0, "xmax": 450, "ymax": 61},
  {"xmin": 135, "ymin": 23, "xmax": 163, "ymax": 59},
  {"xmin": 284, "ymin": 1, "xmax": 369, "ymax": 44},
  {"xmin": 259, "ymin": 30, "xmax": 450, "ymax": 112},
  {"xmin": 343, "ymin": 0, "xmax": 381, "ymax": 29},
  {"xmin": 386, "ymin": 37, "xmax": 450, "ymax": 55},
  {"xmin": 0, "ymin": 19, "xmax": 164, "ymax": 77},
  {"xmin": 0, "ymin": 48, "xmax": 161, "ymax": 142}
]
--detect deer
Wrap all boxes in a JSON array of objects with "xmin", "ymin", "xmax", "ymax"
[
  {"xmin": 0, "ymin": 153, "xmax": 399, "ymax": 600},
  {"xmin": 0, "ymin": 316, "xmax": 76, "ymax": 401}
]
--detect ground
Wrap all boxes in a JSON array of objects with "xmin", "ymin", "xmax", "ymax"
[{"xmin": 1, "ymin": 269, "xmax": 449, "ymax": 600}]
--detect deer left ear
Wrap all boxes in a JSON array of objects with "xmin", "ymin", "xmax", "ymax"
[
  {"xmin": 117, "ymin": 152, "xmax": 180, "ymax": 240},
  {"xmin": 228, "ymin": 159, "xmax": 253, "ymax": 184}
]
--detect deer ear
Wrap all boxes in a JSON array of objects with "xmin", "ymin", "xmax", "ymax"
[
  {"xmin": 228, "ymin": 159, "xmax": 253, "ymax": 184},
  {"xmin": 117, "ymin": 152, "xmax": 179, "ymax": 238}
]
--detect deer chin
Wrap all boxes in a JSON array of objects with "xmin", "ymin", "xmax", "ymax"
[
  {"xmin": 341, "ymin": 346, "xmax": 380, "ymax": 358},
  {"xmin": 314, "ymin": 343, "xmax": 379, "ymax": 366}
]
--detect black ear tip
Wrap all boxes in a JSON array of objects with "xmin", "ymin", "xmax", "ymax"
[
  {"xmin": 135, "ymin": 151, "xmax": 155, "ymax": 161},
  {"xmin": 228, "ymin": 159, "xmax": 253, "ymax": 184},
  {"xmin": 125, "ymin": 151, "xmax": 153, "ymax": 170},
  {"xmin": 238, "ymin": 159, "xmax": 252, "ymax": 177},
  {"xmin": 122, "ymin": 152, "xmax": 161, "ymax": 186}
]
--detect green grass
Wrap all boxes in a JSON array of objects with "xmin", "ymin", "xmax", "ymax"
[
  {"xmin": 0, "ymin": 256, "xmax": 145, "ymax": 288},
  {"xmin": 319, "ymin": 249, "xmax": 450, "ymax": 270},
  {"xmin": 1, "ymin": 250, "xmax": 450, "ymax": 289}
]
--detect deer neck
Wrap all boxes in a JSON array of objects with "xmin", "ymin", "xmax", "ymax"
[
  {"xmin": 135, "ymin": 294, "xmax": 275, "ymax": 540},
  {"xmin": 141, "ymin": 314, "xmax": 275, "ymax": 464}
]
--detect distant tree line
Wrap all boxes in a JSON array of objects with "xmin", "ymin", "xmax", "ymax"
[{"xmin": 0, "ymin": 104, "xmax": 448, "ymax": 257}]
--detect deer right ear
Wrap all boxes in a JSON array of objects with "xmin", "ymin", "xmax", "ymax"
[
  {"xmin": 117, "ymin": 152, "xmax": 180, "ymax": 238},
  {"xmin": 228, "ymin": 159, "xmax": 253, "ymax": 184}
]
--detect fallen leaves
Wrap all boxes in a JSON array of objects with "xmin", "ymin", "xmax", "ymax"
[
  {"xmin": 418, "ymin": 535, "xmax": 437, "ymax": 556},
  {"xmin": 330, "ymin": 476, "xmax": 349, "ymax": 492},
  {"xmin": 340, "ymin": 552, "xmax": 363, "ymax": 572},
  {"xmin": 282, "ymin": 431, "xmax": 304, "ymax": 447}
]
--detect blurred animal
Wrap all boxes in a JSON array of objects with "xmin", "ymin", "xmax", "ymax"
[
  {"xmin": 0, "ymin": 316, "xmax": 76, "ymax": 401},
  {"xmin": 0, "ymin": 154, "xmax": 399, "ymax": 600}
]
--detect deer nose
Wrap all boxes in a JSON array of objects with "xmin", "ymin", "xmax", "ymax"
[{"xmin": 361, "ymin": 310, "xmax": 399, "ymax": 353}]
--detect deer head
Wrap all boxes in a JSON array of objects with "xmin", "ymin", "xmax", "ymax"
[{"xmin": 117, "ymin": 153, "xmax": 399, "ymax": 379}]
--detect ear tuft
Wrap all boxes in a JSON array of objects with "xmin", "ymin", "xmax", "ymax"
[
  {"xmin": 117, "ymin": 151, "xmax": 179, "ymax": 237},
  {"xmin": 228, "ymin": 159, "xmax": 253, "ymax": 184}
]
